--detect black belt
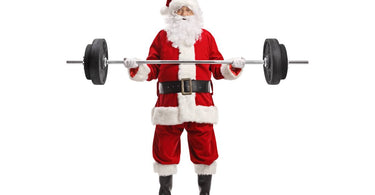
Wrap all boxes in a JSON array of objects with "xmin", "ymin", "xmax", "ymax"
[{"xmin": 159, "ymin": 79, "xmax": 211, "ymax": 95}]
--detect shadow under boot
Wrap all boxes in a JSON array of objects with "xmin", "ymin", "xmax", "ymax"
[
  {"xmin": 159, "ymin": 175, "xmax": 173, "ymax": 195},
  {"xmin": 198, "ymin": 175, "xmax": 212, "ymax": 195}
]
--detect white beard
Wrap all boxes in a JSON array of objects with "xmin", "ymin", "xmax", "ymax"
[{"xmin": 165, "ymin": 14, "xmax": 203, "ymax": 48}]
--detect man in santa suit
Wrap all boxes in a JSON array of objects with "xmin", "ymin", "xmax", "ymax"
[{"xmin": 124, "ymin": 0, "xmax": 245, "ymax": 194}]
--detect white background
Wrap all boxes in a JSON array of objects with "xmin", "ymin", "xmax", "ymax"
[{"xmin": 1, "ymin": 0, "xmax": 374, "ymax": 194}]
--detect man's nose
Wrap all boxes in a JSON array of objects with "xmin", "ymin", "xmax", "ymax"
[{"xmin": 181, "ymin": 11, "xmax": 188, "ymax": 16}]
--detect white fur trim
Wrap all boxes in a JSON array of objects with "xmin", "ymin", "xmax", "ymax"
[
  {"xmin": 177, "ymin": 93, "xmax": 196, "ymax": 122},
  {"xmin": 161, "ymin": 0, "xmax": 201, "ymax": 16},
  {"xmin": 152, "ymin": 105, "xmax": 218, "ymax": 125},
  {"xmin": 190, "ymin": 105, "xmax": 218, "ymax": 124},
  {"xmin": 178, "ymin": 45, "xmax": 196, "ymax": 79},
  {"xmin": 154, "ymin": 162, "xmax": 177, "ymax": 176},
  {"xmin": 130, "ymin": 64, "xmax": 151, "ymax": 81},
  {"xmin": 169, "ymin": 0, "xmax": 200, "ymax": 14},
  {"xmin": 152, "ymin": 107, "xmax": 180, "ymax": 125},
  {"xmin": 176, "ymin": 45, "xmax": 197, "ymax": 125},
  {"xmin": 195, "ymin": 161, "xmax": 217, "ymax": 175},
  {"xmin": 220, "ymin": 64, "xmax": 242, "ymax": 80}
]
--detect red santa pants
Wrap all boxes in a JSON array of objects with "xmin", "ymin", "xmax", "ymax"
[{"xmin": 153, "ymin": 122, "xmax": 218, "ymax": 165}]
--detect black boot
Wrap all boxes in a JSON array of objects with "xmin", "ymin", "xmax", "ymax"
[
  {"xmin": 159, "ymin": 175, "xmax": 172, "ymax": 195},
  {"xmin": 198, "ymin": 175, "xmax": 212, "ymax": 195}
]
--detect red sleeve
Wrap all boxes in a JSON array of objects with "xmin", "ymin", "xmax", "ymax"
[
  {"xmin": 145, "ymin": 31, "xmax": 163, "ymax": 81},
  {"xmin": 206, "ymin": 31, "xmax": 225, "ymax": 80},
  {"xmin": 206, "ymin": 30, "xmax": 242, "ymax": 79},
  {"xmin": 128, "ymin": 31, "xmax": 166, "ymax": 81}
]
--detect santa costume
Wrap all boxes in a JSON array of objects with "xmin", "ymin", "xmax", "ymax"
[{"xmin": 125, "ymin": 0, "xmax": 244, "ymax": 194}]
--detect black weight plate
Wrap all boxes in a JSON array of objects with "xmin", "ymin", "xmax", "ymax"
[
  {"xmin": 279, "ymin": 44, "xmax": 288, "ymax": 80},
  {"xmin": 263, "ymin": 42, "xmax": 272, "ymax": 83},
  {"xmin": 83, "ymin": 44, "xmax": 92, "ymax": 80},
  {"xmin": 89, "ymin": 39, "xmax": 108, "ymax": 85},
  {"xmin": 263, "ymin": 39, "xmax": 282, "ymax": 85}
]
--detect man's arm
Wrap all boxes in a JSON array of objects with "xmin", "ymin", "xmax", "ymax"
[
  {"xmin": 126, "ymin": 31, "xmax": 163, "ymax": 81},
  {"xmin": 206, "ymin": 30, "xmax": 243, "ymax": 80}
]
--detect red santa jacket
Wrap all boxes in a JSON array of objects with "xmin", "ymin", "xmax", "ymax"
[{"xmin": 129, "ymin": 29, "xmax": 242, "ymax": 125}]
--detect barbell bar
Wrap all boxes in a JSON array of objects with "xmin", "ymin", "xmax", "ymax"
[
  {"xmin": 66, "ymin": 38, "xmax": 308, "ymax": 85},
  {"xmin": 67, "ymin": 59, "xmax": 308, "ymax": 65}
]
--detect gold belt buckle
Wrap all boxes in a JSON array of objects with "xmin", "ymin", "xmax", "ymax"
[{"xmin": 181, "ymin": 78, "xmax": 193, "ymax": 95}]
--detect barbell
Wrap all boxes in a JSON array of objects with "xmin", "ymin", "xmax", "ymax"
[{"xmin": 66, "ymin": 38, "xmax": 308, "ymax": 85}]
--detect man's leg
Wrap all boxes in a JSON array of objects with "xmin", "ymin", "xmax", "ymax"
[
  {"xmin": 153, "ymin": 124, "xmax": 184, "ymax": 195},
  {"xmin": 185, "ymin": 122, "xmax": 218, "ymax": 195}
]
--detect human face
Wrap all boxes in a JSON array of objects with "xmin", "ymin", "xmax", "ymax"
[{"xmin": 175, "ymin": 6, "xmax": 194, "ymax": 16}]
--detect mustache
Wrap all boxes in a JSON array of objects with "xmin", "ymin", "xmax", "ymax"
[{"xmin": 173, "ymin": 15, "xmax": 194, "ymax": 22}]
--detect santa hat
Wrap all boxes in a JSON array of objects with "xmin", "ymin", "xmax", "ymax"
[{"xmin": 161, "ymin": 0, "xmax": 201, "ymax": 15}]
